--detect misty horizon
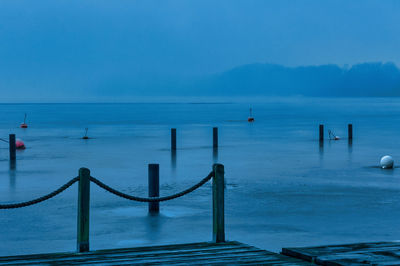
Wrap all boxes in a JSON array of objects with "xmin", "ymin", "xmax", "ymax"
[
  {"xmin": 1, "ymin": 0, "xmax": 400, "ymax": 101},
  {"xmin": 1, "ymin": 61, "xmax": 399, "ymax": 102}
]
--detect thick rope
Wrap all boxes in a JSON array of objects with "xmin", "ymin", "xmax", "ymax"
[
  {"xmin": 0, "ymin": 177, "xmax": 79, "ymax": 209},
  {"xmin": 90, "ymin": 172, "xmax": 214, "ymax": 202}
]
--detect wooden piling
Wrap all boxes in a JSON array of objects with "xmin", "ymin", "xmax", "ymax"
[
  {"xmin": 77, "ymin": 168, "xmax": 90, "ymax": 253},
  {"xmin": 148, "ymin": 164, "xmax": 160, "ymax": 213},
  {"xmin": 319, "ymin": 125, "xmax": 324, "ymax": 141},
  {"xmin": 9, "ymin": 134, "xmax": 16, "ymax": 161},
  {"xmin": 171, "ymin": 128, "xmax": 176, "ymax": 150},
  {"xmin": 212, "ymin": 163, "xmax": 225, "ymax": 243},
  {"xmin": 213, "ymin": 127, "xmax": 218, "ymax": 148},
  {"xmin": 348, "ymin": 124, "xmax": 353, "ymax": 140}
]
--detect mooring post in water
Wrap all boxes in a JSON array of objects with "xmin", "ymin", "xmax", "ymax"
[
  {"xmin": 9, "ymin": 134, "xmax": 16, "ymax": 161},
  {"xmin": 148, "ymin": 164, "xmax": 160, "ymax": 213},
  {"xmin": 348, "ymin": 124, "xmax": 353, "ymax": 140},
  {"xmin": 213, "ymin": 127, "xmax": 218, "ymax": 149},
  {"xmin": 171, "ymin": 128, "xmax": 176, "ymax": 150},
  {"xmin": 77, "ymin": 168, "xmax": 90, "ymax": 253},
  {"xmin": 212, "ymin": 163, "xmax": 225, "ymax": 243},
  {"xmin": 319, "ymin": 124, "xmax": 324, "ymax": 141}
]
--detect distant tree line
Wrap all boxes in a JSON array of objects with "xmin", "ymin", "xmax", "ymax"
[{"xmin": 191, "ymin": 62, "xmax": 400, "ymax": 97}]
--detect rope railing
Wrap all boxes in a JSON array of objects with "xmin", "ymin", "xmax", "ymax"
[
  {"xmin": 0, "ymin": 163, "xmax": 225, "ymax": 253},
  {"xmin": 0, "ymin": 173, "xmax": 214, "ymax": 208},
  {"xmin": 0, "ymin": 177, "xmax": 79, "ymax": 209},
  {"xmin": 89, "ymin": 172, "xmax": 213, "ymax": 202}
]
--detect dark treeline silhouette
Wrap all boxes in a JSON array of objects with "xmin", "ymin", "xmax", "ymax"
[{"xmin": 189, "ymin": 62, "xmax": 400, "ymax": 97}]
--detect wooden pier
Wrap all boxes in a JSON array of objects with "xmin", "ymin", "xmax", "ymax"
[
  {"xmin": 0, "ymin": 241, "xmax": 310, "ymax": 265},
  {"xmin": 283, "ymin": 241, "xmax": 400, "ymax": 265},
  {"xmin": 4, "ymin": 241, "xmax": 400, "ymax": 265},
  {"xmin": 2, "ymin": 163, "xmax": 398, "ymax": 265}
]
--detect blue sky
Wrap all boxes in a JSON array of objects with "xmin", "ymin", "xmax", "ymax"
[{"xmin": 0, "ymin": 0, "xmax": 399, "ymax": 100}]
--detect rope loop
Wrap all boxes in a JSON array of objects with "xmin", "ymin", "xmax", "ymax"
[
  {"xmin": 0, "ymin": 177, "xmax": 79, "ymax": 209},
  {"xmin": 90, "ymin": 171, "xmax": 214, "ymax": 202},
  {"xmin": 0, "ymin": 171, "xmax": 214, "ymax": 209}
]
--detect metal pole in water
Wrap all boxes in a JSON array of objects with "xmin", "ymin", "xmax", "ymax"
[
  {"xmin": 171, "ymin": 128, "xmax": 177, "ymax": 150},
  {"xmin": 213, "ymin": 127, "xmax": 218, "ymax": 149},
  {"xmin": 348, "ymin": 124, "xmax": 353, "ymax": 140},
  {"xmin": 148, "ymin": 164, "xmax": 160, "ymax": 213},
  {"xmin": 9, "ymin": 134, "xmax": 16, "ymax": 161},
  {"xmin": 319, "ymin": 124, "xmax": 324, "ymax": 141},
  {"xmin": 77, "ymin": 168, "xmax": 90, "ymax": 252},
  {"xmin": 212, "ymin": 163, "xmax": 225, "ymax": 243}
]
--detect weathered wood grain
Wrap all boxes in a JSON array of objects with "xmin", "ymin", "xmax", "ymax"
[
  {"xmin": 77, "ymin": 167, "xmax": 90, "ymax": 253},
  {"xmin": 212, "ymin": 163, "xmax": 225, "ymax": 243},
  {"xmin": 282, "ymin": 241, "xmax": 400, "ymax": 265},
  {"xmin": 0, "ymin": 241, "xmax": 310, "ymax": 265}
]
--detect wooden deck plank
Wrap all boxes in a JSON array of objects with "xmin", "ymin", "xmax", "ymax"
[
  {"xmin": 0, "ymin": 241, "xmax": 311, "ymax": 265},
  {"xmin": 0, "ymin": 245, "xmax": 254, "ymax": 264},
  {"xmin": 0, "ymin": 242, "xmax": 244, "ymax": 263},
  {"xmin": 0, "ymin": 242, "xmax": 238, "ymax": 262},
  {"xmin": 6, "ymin": 247, "xmax": 264, "ymax": 265},
  {"xmin": 282, "ymin": 241, "xmax": 400, "ymax": 265}
]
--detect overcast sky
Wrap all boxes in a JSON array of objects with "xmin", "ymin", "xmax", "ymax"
[{"xmin": 0, "ymin": 0, "xmax": 399, "ymax": 100}]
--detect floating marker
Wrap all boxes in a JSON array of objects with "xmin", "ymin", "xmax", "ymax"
[
  {"xmin": 16, "ymin": 139, "xmax": 25, "ymax": 150},
  {"xmin": 248, "ymin": 108, "xmax": 254, "ymax": 122},
  {"xmin": 380, "ymin": 155, "xmax": 394, "ymax": 169},
  {"xmin": 82, "ymin": 128, "xmax": 89, "ymax": 139},
  {"xmin": 20, "ymin": 113, "xmax": 28, "ymax": 128},
  {"xmin": 328, "ymin": 130, "xmax": 340, "ymax": 140}
]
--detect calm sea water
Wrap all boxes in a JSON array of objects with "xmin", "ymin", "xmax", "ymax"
[{"xmin": 1, "ymin": 97, "xmax": 400, "ymax": 255}]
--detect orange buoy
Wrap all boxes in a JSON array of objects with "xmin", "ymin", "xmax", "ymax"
[
  {"xmin": 16, "ymin": 139, "xmax": 26, "ymax": 150},
  {"xmin": 20, "ymin": 113, "xmax": 28, "ymax": 128}
]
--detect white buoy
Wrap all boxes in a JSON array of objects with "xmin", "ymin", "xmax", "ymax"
[{"xmin": 380, "ymin": 155, "xmax": 394, "ymax": 169}]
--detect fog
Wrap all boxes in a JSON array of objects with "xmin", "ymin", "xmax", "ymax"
[{"xmin": 0, "ymin": 0, "xmax": 399, "ymax": 101}]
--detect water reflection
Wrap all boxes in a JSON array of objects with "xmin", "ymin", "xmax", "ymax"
[
  {"xmin": 9, "ymin": 160, "xmax": 16, "ymax": 190},
  {"xmin": 213, "ymin": 148, "xmax": 218, "ymax": 163},
  {"xmin": 348, "ymin": 139, "xmax": 353, "ymax": 162},
  {"xmin": 145, "ymin": 213, "xmax": 162, "ymax": 241},
  {"xmin": 318, "ymin": 140, "xmax": 323, "ymax": 155},
  {"xmin": 171, "ymin": 150, "xmax": 177, "ymax": 171}
]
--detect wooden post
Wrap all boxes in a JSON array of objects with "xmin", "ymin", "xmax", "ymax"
[
  {"xmin": 77, "ymin": 168, "xmax": 90, "ymax": 253},
  {"xmin": 171, "ymin": 128, "xmax": 176, "ymax": 150},
  {"xmin": 213, "ymin": 127, "xmax": 218, "ymax": 148},
  {"xmin": 148, "ymin": 164, "xmax": 160, "ymax": 213},
  {"xmin": 9, "ymin": 134, "xmax": 16, "ymax": 161},
  {"xmin": 348, "ymin": 124, "xmax": 353, "ymax": 140},
  {"xmin": 212, "ymin": 163, "xmax": 225, "ymax": 243},
  {"xmin": 319, "ymin": 124, "xmax": 324, "ymax": 141}
]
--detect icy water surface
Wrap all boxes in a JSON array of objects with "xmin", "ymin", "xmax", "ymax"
[{"xmin": 1, "ymin": 98, "xmax": 400, "ymax": 255}]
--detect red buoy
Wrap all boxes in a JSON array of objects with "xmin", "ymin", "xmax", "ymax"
[{"xmin": 16, "ymin": 139, "xmax": 26, "ymax": 150}]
